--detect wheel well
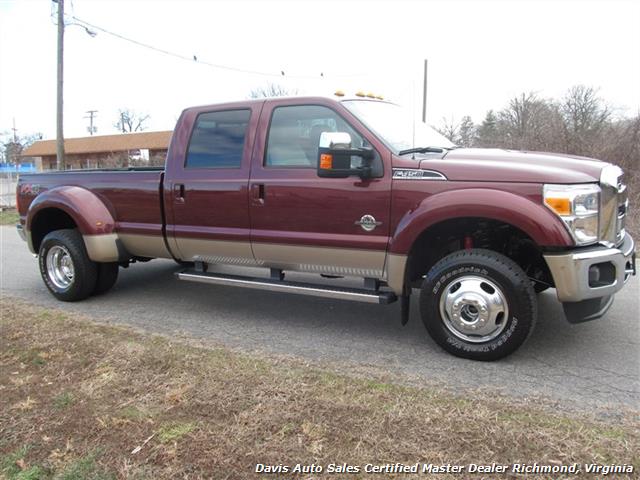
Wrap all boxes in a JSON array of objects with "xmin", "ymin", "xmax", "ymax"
[
  {"xmin": 406, "ymin": 218, "xmax": 553, "ymax": 288},
  {"xmin": 31, "ymin": 208, "xmax": 77, "ymax": 253}
]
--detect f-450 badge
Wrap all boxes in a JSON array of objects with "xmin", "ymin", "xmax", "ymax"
[
  {"xmin": 355, "ymin": 214, "xmax": 382, "ymax": 232},
  {"xmin": 19, "ymin": 183, "xmax": 42, "ymax": 196}
]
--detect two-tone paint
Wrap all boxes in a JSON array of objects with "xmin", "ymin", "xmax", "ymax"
[{"xmin": 18, "ymin": 96, "xmax": 590, "ymax": 296}]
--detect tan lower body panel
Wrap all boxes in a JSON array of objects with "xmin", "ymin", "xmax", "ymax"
[
  {"xmin": 119, "ymin": 233, "xmax": 172, "ymax": 259},
  {"xmin": 384, "ymin": 253, "xmax": 408, "ymax": 295},
  {"xmin": 83, "ymin": 234, "xmax": 121, "ymax": 262},
  {"xmin": 25, "ymin": 229, "xmax": 36, "ymax": 254},
  {"xmin": 176, "ymin": 238, "xmax": 258, "ymax": 266},
  {"xmin": 251, "ymin": 242, "xmax": 386, "ymax": 278},
  {"xmin": 82, "ymin": 232, "xmax": 408, "ymax": 292}
]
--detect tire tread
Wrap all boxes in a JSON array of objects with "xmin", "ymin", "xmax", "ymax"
[
  {"xmin": 38, "ymin": 229, "xmax": 97, "ymax": 302},
  {"xmin": 420, "ymin": 248, "xmax": 537, "ymax": 360}
]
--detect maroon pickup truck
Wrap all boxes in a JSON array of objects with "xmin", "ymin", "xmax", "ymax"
[{"xmin": 16, "ymin": 96, "xmax": 636, "ymax": 360}]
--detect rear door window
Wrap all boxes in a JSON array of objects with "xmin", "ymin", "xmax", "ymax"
[{"xmin": 186, "ymin": 109, "xmax": 251, "ymax": 168}]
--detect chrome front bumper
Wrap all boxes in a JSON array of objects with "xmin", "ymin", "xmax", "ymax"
[
  {"xmin": 543, "ymin": 233, "xmax": 635, "ymax": 323},
  {"xmin": 544, "ymin": 232, "xmax": 635, "ymax": 303}
]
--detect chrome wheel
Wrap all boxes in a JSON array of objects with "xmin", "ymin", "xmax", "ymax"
[
  {"xmin": 439, "ymin": 275, "xmax": 509, "ymax": 343},
  {"xmin": 46, "ymin": 245, "xmax": 75, "ymax": 289}
]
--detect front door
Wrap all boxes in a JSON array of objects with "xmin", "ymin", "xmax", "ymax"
[
  {"xmin": 249, "ymin": 99, "xmax": 392, "ymax": 278},
  {"xmin": 165, "ymin": 102, "xmax": 261, "ymax": 265}
]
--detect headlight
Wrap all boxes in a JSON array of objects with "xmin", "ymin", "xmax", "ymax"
[{"xmin": 544, "ymin": 184, "xmax": 600, "ymax": 245}]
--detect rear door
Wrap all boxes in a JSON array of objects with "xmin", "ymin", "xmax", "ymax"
[
  {"xmin": 164, "ymin": 102, "xmax": 262, "ymax": 264},
  {"xmin": 248, "ymin": 98, "xmax": 392, "ymax": 278}
]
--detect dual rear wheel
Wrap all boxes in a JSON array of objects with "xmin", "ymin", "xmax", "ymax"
[
  {"xmin": 38, "ymin": 229, "xmax": 119, "ymax": 302},
  {"xmin": 37, "ymin": 230, "xmax": 535, "ymax": 360}
]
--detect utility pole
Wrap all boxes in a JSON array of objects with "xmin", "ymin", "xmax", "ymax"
[
  {"xmin": 422, "ymin": 59, "xmax": 428, "ymax": 123},
  {"xmin": 11, "ymin": 118, "xmax": 18, "ymax": 142},
  {"xmin": 56, "ymin": 0, "xmax": 65, "ymax": 170},
  {"xmin": 120, "ymin": 112, "xmax": 127, "ymax": 133},
  {"xmin": 85, "ymin": 110, "xmax": 98, "ymax": 135}
]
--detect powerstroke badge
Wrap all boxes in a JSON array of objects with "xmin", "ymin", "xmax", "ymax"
[{"xmin": 392, "ymin": 168, "xmax": 446, "ymax": 180}]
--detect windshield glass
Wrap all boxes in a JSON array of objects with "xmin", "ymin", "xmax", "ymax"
[{"xmin": 342, "ymin": 100, "xmax": 455, "ymax": 153}]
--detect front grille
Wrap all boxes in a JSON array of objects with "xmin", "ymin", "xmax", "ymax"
[
  {"xmin": 599, "ymin": 165, "xmax": 626, "ymax": 247},
  {"xmin": 616, "ymin": 174, "xmax": 628, "ymax": 245}
]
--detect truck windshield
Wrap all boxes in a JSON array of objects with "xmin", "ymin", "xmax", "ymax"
[{"xmin": 342, "ymin": 99, "xmax": 455, "ymax": 154}]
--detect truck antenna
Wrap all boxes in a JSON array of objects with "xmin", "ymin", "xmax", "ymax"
[{"xmin": 412, "ymin": 80, "xmax": 416, "ymax": 160}]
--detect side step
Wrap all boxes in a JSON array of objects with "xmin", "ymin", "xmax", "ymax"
[{"xmin": 176, "ymin": 270, "xmax": 397, "ymax": 304}]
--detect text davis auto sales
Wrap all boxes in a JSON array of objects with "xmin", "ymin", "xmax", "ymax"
[{"xmin": 255, "ymin": 462, "xmax": 634, "ymax": 475}]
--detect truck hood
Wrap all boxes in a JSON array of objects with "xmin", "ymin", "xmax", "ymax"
[{"xmin": 422, "ymin": 148, "xmax": 607, "ymax": 184}]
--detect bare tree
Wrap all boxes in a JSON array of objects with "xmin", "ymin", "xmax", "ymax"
[
  {"xmin": 248, "ymin": 83, "xmax": 298, "ymax": 99},
  {"xmin": 559, "ymin": 85, "xmax": 610, "ymax": 156},
  {"xmin": 442, "ymin": 86, "xmax": 637, "ymax": 237},
  {"xmin": 114, "ymin": 109, "xmax": 150, "ymax": 133},
  {"xmin": 495, "ymin": 92, "xmax": 563, "ymax": 151},
  {"xmin": 436, "ymin": 116, "xmax": 461, "ymax": 144},
  {"xmin": 1, "ymin": 131, "xmax": 43, "ymax": 165}
]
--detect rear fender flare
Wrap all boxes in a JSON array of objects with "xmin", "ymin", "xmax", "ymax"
[{"xmin": 26, "ymin": 186, "xmax": 125, "ymax": 262}]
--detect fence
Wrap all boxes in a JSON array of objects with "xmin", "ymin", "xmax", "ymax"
[{"xmin": 0, "ymin": 164, "xmax": 36, "ymax": 208}]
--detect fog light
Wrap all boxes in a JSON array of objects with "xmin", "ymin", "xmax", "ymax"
[{"xmin": 588, "ymin": 262, "xmax": 616, "ymax": 287}]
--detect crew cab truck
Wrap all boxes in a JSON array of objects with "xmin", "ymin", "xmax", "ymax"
[{"xmin": 16, "ymin": 96, "xmax": 636, "ymax": 361}]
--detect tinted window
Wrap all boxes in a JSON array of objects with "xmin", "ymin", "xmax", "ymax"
[
  {"xmin": 186, "ymin": 109, "xmax": 250, "ymax": 168},
  {"xmin": 265, "ymin": 105, "xmax": 364, "ymax": 168}
]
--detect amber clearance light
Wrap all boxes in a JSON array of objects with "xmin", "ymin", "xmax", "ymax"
[
  {"xmin": 320, "ymin": 153, "xmax": 333, "ymax": 169},
  {"xmin": 544, "ymin": 197, "xmax": 571, "ymax": 216}
]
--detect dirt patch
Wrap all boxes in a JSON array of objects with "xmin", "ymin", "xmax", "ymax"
[{"xmin": 1, "ymin": 298, "xmax": 638, "ymax": 479}]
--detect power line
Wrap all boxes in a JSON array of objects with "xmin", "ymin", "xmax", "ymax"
[{"xmin": 69, "ymin": 15, "xmax": 365, "ymax": 80}]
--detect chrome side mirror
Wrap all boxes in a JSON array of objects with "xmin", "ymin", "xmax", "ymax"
[
  {"xmin": 317, "ymin": 131, "xmax": 373, "ymax": 179},
  {"xmin": 319, "ymin": 131, "xmax": 352, "ymax": 149}
]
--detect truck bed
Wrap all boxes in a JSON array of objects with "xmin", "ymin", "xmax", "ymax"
[{"xmin": 17, "ymin": 169, "xmax": 166, "ymax": 247}]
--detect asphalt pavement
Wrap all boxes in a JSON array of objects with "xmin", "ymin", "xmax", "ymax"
[{"xmin": 1, "ymin": 226, "xmax": 638, "ymax": 413}]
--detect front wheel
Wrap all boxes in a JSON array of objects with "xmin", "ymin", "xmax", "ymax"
[
  {"xmin": 420, "ymin": 249, "xmax": 537, "ymax": 361},
  {"xmin": 39, "ymin": 229, "xmax": 97, "ymax": 302}
]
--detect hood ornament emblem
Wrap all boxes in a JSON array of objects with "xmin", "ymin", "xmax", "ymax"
[{"xmin": 355, "ymin": 214, "xmax": 382, "ymax": 232}]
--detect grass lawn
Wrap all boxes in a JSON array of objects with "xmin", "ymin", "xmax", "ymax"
[
  {"xmin": 0, "ymin": 210, "xmax": 19, "ymax": 226},
  {"xmin": 0, "ymin": 298, "xmax": 638, "ymax": 479}
]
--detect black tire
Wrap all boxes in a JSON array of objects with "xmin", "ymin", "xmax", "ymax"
[
  {"xmin": 93, "ymin": 262, "xmax": 119, "ymax": 295},
  {"xmin": 38, "ymin": 229, "xmax": 98, "ymax": 302},
  {"xmin": 533, "ymin": 283, "xmax": 550, "ymax": 294},
  {"xmin": 420, "ymin": 249, "xmax": 537, "ymax": 361}
]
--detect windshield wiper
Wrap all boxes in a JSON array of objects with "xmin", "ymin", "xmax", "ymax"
[{"xmin": 398, "ymin": 146, "xmax": 454, "ymax": 156}]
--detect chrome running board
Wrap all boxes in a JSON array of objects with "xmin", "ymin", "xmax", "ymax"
[{"xmin": 176, "ymin": 271, "xmax": 397, "ymax": 304}]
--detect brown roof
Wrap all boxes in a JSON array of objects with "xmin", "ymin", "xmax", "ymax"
[{"xmin": 22, "ymin": 130, "xmax": 173, "ymax": 156}]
